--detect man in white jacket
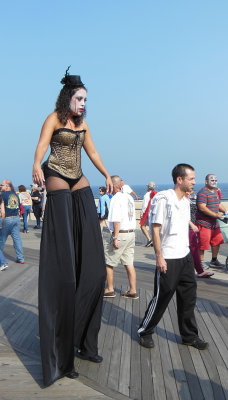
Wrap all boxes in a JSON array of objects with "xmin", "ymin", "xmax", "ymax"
[{"xmin": 138, "ymin": 163, "xmax": 208, "ymax": 351}]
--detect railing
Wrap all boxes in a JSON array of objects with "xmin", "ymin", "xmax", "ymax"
[{"xmin": 27, "ymin": 199, "xmax": 228, "ymax": 228}]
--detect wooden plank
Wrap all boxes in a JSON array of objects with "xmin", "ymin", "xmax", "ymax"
[
  {"xmin": 143, "ymin": 290, "xmax": 166, "ymax": 400},
  {"xmin": 151, "ymin": 327, "xmax": 166, "ymax": 400},
  {"xmin": 163, "ymin": 300, "xmax": 191, "ymax": 400},
  {"xmin": 210, "ymin": 302, "xmax": 228, "ymax": 333},
  {"xmin": 97, "ymin": 296, "xmax": 119, "ymax": 387},
  {"xmin": 0, "ymin": 342, "xmax": 114, "ymax": 400},
  {"xmin": 197, "ymin": 300, "xmax": 228, "ymax": 369},
  {"xmin": 129, "ymin": 293, "xmax": 141, "ymax": 400},
  {"xmin": 118, "ymin": 296, "xmax": 132, "ymax": 396},
  {"xmin": 168, "ymin": 298, "xmax": 205, "ymax": 400},
  {"xmin": 194, "ymin": 303, "xmax": 227, "ymax": 400},
  {"xmin": 93, "ymin": 296, "xmax": 114, "ymax": 378},
  {"xmin": 77, "ymin": 299, "xmax": 113, "ymax": 378},
  {"xmin": 157, "ymin": 312, "xmax": 180, "ymax": 400},
  {"xmin": 84, "ymin": 296, "xmax": 119, "ymax": 384},
  {"xmin": 107, "ymin": 289, "xmax": 126, "ymax": 392},
  {"xmin": 13, "ymin": 311, "xmax": 38, "ymax": 350},
  {"xmin": 201, "ymin": 300, "xmax": 228, "ymax": 348},
  {"xmin": 217, "ymin": 365, "xmax": 228, "ymax": 400},
  {"xmin": 188, "ymin": 347, "xmax": 214, "ymax": 400},
  {"xmin": 139, "ymin": 288, "xmax": 154, "ymax": 400}
]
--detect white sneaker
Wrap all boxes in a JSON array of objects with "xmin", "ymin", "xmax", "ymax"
[
  {"xmin": 201, "ymin": 262, "xmax": 210, "ymax": 270},
  {"xmin": 0, "ymin": 264, "xmax": 8, "ymax": 271}
]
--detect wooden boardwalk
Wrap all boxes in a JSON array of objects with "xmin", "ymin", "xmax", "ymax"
[{"xmin": 0, "ymin": 226, "xmax": 228, "ymax": 399}]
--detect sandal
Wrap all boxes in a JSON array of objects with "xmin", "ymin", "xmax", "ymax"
[
  {"xmin": 197, "ymin": 271, "xmax": 214, "ymax": 278},
  {"xmin": 121, "ymin": 291, "xmax": 139, "ymax": 299},
  {"xmin": 104, "ymin": 291, "xmax": 116, "ymax": 298}
]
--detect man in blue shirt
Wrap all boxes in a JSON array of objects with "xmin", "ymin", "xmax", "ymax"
[
  {"xmin": 0, "ymin": 179, "xmax": 24, "ymax": 264},
  {"xmin": 97, "ymin": 186, "xmax": 110, "ymax": 231}
]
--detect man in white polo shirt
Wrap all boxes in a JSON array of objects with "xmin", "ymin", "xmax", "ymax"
[
  {"xmin": 104, "ymin": 175, "xmax": 138, "ymax": 299},
  {"xmin": 138, "ymin": 164, "xmax": 208, "ymax": 350}
]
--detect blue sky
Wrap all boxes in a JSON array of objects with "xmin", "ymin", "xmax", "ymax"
[{"xmin": 1, "ymin": 0, "xmax": 227, "ymax": 187}]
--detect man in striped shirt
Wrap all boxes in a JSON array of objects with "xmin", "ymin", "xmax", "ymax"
[{"xmin": 196, "ymin": 174, "xmax": 226, "ymax": 268}]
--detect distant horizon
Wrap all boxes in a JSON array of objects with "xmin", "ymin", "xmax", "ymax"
[
  {"xmin": 11, "ymin": 181, "xmax": 228, "ymax": 200},
  {"xmin": 19, "ymin": 181, "xmax": 228, "ymax": 188},
  {"xmin": 12, "ymin": 181, "xmax": 228, "ymax": 189}
]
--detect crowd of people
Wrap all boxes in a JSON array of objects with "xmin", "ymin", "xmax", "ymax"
[
  {"xmin": 0, "ymin": 67, "xmax": 227, "ymax": 388},
  {"xmin": 0, "ymin": 182, "xmax": 46, "ymax": 270},
  {"xmin": 100, "ymin": 167, "xmax": 226, "ymax": 352}
]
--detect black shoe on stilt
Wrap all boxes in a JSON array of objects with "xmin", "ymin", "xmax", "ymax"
[
  {"xmin": 66, "ymin": 370, "xmax": 79, "ymax": 379},
  {"xmin": 75, "ymin": 349, "xmax": 103, "ymax": 363}
]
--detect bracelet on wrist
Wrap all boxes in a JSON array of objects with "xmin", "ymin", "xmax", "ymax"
[{"xmin": 113, "ymin": 237, "xmax": 118, "ymax": 240}]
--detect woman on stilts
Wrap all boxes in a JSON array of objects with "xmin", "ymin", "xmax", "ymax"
[{"xmin": 32, "ymin": 67, "xmax": 112, "ymax": 387}]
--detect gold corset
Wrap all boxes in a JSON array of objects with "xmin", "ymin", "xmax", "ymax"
[{"xmin": 47, "ymin": 128, "xmax": 86, "ymax": 179}]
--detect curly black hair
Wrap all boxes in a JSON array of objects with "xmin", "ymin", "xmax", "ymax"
[{"xmin": 55, "ymin": 85, "xmax": 87, "ymax": 126}]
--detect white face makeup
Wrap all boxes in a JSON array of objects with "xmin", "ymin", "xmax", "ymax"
[
  {"xmin": 207, "ymin": 175, "xmax": 218, "ymax": 188},
  {"xmin": 69, "ymin": 88, "xmax": 87, "ymax": 116}
]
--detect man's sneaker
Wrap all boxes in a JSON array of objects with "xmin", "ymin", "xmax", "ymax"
[
  {"xmin": 201, "ymin": 262, "xmax": 210, "ymax": 270},
  {"xmin": 210, "ymin": 259, "xmax": 223, "ymax": 268},
  {"xmin": 183, "ymin": 337, "xmax": 208, "ymax": 350},
  {"xmin": 139, "ymin": 334, "xmax": 155, "ymax": 348},
  {"xmin": 121, "ymin": 291, "xmax": 139, "ymax": 299},
  {"xmin": 103, "ymin": 291, "xmax": 116, "ymax": 298},
  {"xmin": 0, "ymin": 264, "xmax": 8, "ymax": 271},
  {"xmin": 145, "ymin": 240, "xmax": 153, "ymax": 247}
]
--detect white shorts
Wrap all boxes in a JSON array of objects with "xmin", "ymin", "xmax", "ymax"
[{"xmin": 104, "ymin": 232, "xmax": 135, "ymax": 267}]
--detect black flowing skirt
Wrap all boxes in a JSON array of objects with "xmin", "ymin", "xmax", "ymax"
[{"xmin": 39, "ymin": 187, "xmax": 106, "ymax": 387}]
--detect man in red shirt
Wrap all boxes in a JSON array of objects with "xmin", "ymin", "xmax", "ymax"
[{"xmin": 196, "ymin": 174, "xmax": 226, "ymax": 267}]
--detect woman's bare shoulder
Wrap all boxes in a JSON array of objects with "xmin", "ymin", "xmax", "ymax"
[
  {"xmin": 42, "ymin": 112, "xmax": 60, "ymax": 130},
  {"xmin": 82, "ymin": 120, "xmax": 90, "ymax": 133},
  {"xmin": 45, "ymin": 111, "xmax": 59, "ymax": 124},
  {"xmin": 82, "ymin": 119, "xmax": 88, "ymax": 129}
]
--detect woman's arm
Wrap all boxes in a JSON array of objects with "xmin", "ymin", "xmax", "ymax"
[
  {"xmin": 32, "ymin": 112, "xmax": 57, "ymax": 186},
  {"xmin": 83, "ymin": 123, "xmax": 113, "ymax": 194}
]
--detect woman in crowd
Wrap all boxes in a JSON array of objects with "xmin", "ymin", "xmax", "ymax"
[
  {"xmin": 0, "ymin": 194, "xmax": 8, "ymax": 271},
  {"xmin": 18, "ymin": 185, "xmax": 32, "ymax": 233},
  {"xmin": 188, "ymin": 192, "xmax": 214, "ymax": 278},
  {"xmin": 0, "ymin": 180, "xmax": 24, "ymax": 264},
  {"xmin": 32, "ymin": 67, "xmax": 112, "ymax": 387}
]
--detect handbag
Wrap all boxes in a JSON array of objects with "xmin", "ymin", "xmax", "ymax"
[{"xmin": 19, "ymin": 203, "xmax": 24, "ymax": 217}]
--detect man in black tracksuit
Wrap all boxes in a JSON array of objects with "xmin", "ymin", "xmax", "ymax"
[{"xmin": 138, "ymin": 163, "xmax": 208, "ymax": 351}]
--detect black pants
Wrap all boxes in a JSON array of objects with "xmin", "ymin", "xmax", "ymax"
[
  {"xmin": 138, "ymin": 253, "xmax": 198, "ymax": 342},
  {"xmin": 39, "ymin": 187, "xmax": 106, "ymax": 387},
  {"xmin": 33, "ymin": 204, "xmax": 42, "ymax": 227}
]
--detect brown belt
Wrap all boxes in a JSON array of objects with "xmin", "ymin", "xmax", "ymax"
[{"xmin": 119, "ymin": 230, "xmax": 134, "ymax": 233}]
